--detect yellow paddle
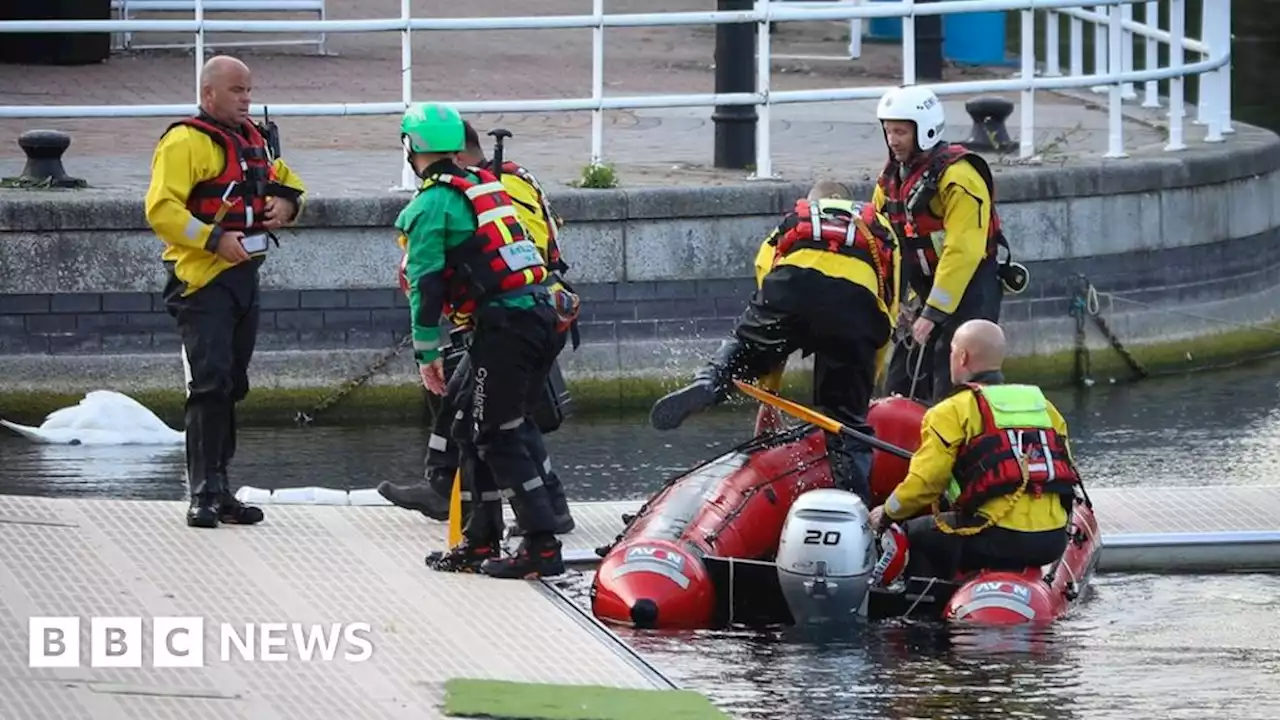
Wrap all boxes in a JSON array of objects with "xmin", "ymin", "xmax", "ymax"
[
  {"xmin": 753, "ymin": 364, "xmax": 786, "ymax": 435},
  {"xmin": 733, "ymin": 379, "xmax": 914, "ymax": 460},
  {"xmin": 447, "ymin": 469, "xmax": 463, "ymax": 547}
]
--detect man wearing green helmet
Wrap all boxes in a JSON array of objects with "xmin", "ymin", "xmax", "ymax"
[{"xmin": 394, "ymin": 101, "xmax": 568, "ymax": 579}]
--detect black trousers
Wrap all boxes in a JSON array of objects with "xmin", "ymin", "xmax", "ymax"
[
  {"xmin": 900, "ymin": 510, "xmax": 1070, "ymax": 580},
  {"xmin": 719, "ymin": 266, "xmax": 889, "ymax": 505},
  {"xmin": 887, "ymin": 256, "xmax": 1003, "ymax": 403},
  {"xmin": 453, "ymin": 302, "xmax": 565, "ymax": 541},
  {"xmin": 425, "ymin": 335, "xmax": 570, "ymax": 533},
  {"xmin": 163, "ymin": 260, "xmax": 261, "ymax": 503}
]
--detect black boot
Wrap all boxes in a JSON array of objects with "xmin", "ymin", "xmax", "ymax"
[
  {"xmin": 377, "ymin": 470, "xmax": 453, "ymax": 521},
  {"xmin": 826, "ymin": 430, "xmax": 875, "ymax": 508},
  {"xmin": 184, "ymin": 392, "xmax": 233, "ymax": 528},
  {"xmin": 481, "ymin": 533, "xmax": 565, "ymax": 579},
  {"xmin": 426, "ymin": 537, "xmax": 501, "ymax": 573},
  {"xmin": 650, "ymin": 338, "xmax": 742, "ymax": 431},
  {"xmin": 186, "ymin": 498, "xmax": 219, "ymax": 528},
  {"xmin": 219, "ymin": 494, "xmax": 264, "ymax": 525}
]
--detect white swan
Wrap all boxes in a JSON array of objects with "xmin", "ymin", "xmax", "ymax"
[{"xmin": 0, "ymin": 390, "xmax": 184, "ymax": 446}]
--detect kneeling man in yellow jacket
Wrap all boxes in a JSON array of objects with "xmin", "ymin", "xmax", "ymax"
[{"xmin": 869, "ymin": 319, "xmax": 1085, "ymax": 580}]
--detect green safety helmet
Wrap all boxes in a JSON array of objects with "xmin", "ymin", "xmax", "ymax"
[{"xmin": 400, "ymin": 102, "xmax": 464, "ymax": 154}]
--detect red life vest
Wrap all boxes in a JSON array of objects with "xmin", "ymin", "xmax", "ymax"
[
  {"xmin": 770, "ymin": 198, "xmax": 897, "ymax": 307},
  {"xmin": 494, "ymin": 160, "xmax": 569, "ymax": 274},
  {"xmin": 429, "ymin": 167, "xmax": 551, "ymax": 327},
  {"xmin": 168, "ymin": 115, "xmax": 275, "ymax": 233},
  {"xmin": 875, "ymin": 144, "xmax": 1007, "ymax": 277},
  {"xmin": 950, "ymin": 382, "xmax": 1081, "ymax": 513}
]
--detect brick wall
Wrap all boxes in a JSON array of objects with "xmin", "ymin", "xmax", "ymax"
[
  {"xmin": 5, "ymin": 228, "xmax": 1280, "ymax": 356},
  {"xmin": 0, "ymin": 279, "xmax": 759, "ymax": 355}
]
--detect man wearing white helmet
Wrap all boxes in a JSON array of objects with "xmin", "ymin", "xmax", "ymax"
[{"xmin": 871, "ymin": 85, "xmax": 1026, "ymax": 403}]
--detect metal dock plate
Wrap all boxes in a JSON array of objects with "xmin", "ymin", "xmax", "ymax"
[{"xmin": 0, "ymin": 495, "xmax": 668, "ymax": 720}]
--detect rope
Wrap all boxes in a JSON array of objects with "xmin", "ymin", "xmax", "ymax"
[
  {"xmin": 1101, "ymin": 292, "xmax": 1280, "ymax": 335},
  {"xmin": 930, "ymin": 448, "xmax": 1031, "ymax": 537},
  {"xmin": 899, "ymin": 575, "xmax": 937, "ymax": 619},
  {"xmin": 907, "ymin": 339, "xmax": 927, "ymax": 401}
]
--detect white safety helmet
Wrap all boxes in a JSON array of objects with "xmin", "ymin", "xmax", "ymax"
[{"xmin": 876, "ymin": 85, "xmax": 947, "ymax": 152}]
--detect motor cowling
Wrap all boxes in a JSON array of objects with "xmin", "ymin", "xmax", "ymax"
[{"xmin": 775, "ymin": 489, "xmax": 876, "ymax": 626}]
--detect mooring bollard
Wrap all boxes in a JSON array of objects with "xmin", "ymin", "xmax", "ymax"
[
  {"xmin": 14, "ymin": 129, "xmax": 86, "ymax": 188},
  {"xmin": 959, "ymin": 97, "xmax": 1018, "ymax": 154}
]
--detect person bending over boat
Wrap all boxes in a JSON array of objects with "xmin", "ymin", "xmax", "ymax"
[
  {"xmin": 378, "ymin": 120, "xmax": 579, "ymax": 539},
  {"xmin": 396, "ymin": 102, "xmax": 572, "ymax": 578},
  {"xmin": 871, "ymin": 85, "xmax": 1028, "ymax": 404},
  {"xmin": 868, "ymin": 319, "xmax": 1082, "ymax": 581},
  {"xmin": 650, "ymin": 180, "xmax": 902, "ymax": 507}
]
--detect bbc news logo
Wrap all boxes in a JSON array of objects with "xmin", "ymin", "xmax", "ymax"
[{"xmin": 29, "ymin": 617, "xmax": 374, "ymax": 668}]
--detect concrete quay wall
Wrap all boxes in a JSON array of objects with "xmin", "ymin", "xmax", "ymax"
[{"xmin": 3, "ymin": 124, "xmax": 1280, "ymax": 421}]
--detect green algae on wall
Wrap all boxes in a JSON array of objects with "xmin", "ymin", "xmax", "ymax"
[{"xmin": 2, "ymin": 322, "xmax": 1279, "ymax": 428}]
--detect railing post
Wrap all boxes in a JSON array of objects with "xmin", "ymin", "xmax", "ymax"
[
  {"xmin": 1120, "ymin": 2, "xmax": 1136, "ymax": 100},
  {"xmin": 1105, "ymin": 3, "xmax": 1126, "ymax": 157},
  {"xmin": 194, "ymin": 0, "xmax": 205, "ymax": 108},
  {"xmin": 1141, "ymin": 0, "xmax": 1160, "ymax": 107},
  {"xmin": 753, "ymin": 0, "xmax": 773, "ymax": 179},
  {"xmin": 1195, "ymin": 0, "xmax": 1212, "ymax": 127},
  {"xmin": 1218, "ymin": 0, "xmax": 1233, "ymax": 134},
  {"xmin": 847, "ymin": 0, "xmax": 864, "ymax": 60},
  {"xmin": 1165, "ymin": 0, "xmax": 1187, "ymax": 151},
  {"xmin": 1201, "ymin": 0, "xmax": 1223, "ymax": 142},
  {"xmin": 901, "ymin": 0, "xmax": 916, "ymax": 84},
  {"xmin": 1069, "ymin": 13, "xmax": 1083, "ymax": 77},
  {"xmin": 398, "ymin": 0, "xmax": 415, "ymax": 191},
  {"xmin": 713, "ymin": 0, "xmax": 757, "ymax": 170},
  {"xmin": 1091, "ymin": 5, "xmax": 1107, "ymax": 94},
  {"xmin": 1045, "ymin": 10, "xmax": 1061, "ymax": 77},
  {"xmin": 1019, "ymin": 7, "xmax": 1034, "ymax": 159},
  {"xmin": 591, "ymin": 0, "xmax": 604, "ymax": 164},
  {"xmin": 914, "ymin": 0, "xmax": 943, "ymax": 82}
]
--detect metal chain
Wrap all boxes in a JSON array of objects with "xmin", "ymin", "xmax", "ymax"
[
  {"xmin": 1070, "ymin": 274, "xmax": 1148, "ymax": 384},
  {"xmin": 293, "ymin": 334, "xmax": 413, "ymax": 426}
]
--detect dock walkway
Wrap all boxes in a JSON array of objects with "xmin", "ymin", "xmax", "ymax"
[
  {"xmin": 4, "ymin": 485, "xmax": 1276, "ymax": 718},
  {"xmin": 0, "ymin": 495, "xmax": 667, "ymax": 720}
]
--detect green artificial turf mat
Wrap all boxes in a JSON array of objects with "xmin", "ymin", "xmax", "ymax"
[{"xmin": 442, "ymin": 678, "xmax": 730, "ymax": 720}]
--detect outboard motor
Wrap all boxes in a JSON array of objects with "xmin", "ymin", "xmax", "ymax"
[{"xmin": 775, "ymin": 489, "xmax": 876, "ymax": 626}]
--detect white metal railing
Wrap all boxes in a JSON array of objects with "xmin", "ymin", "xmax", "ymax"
[
  {"xmin": 0, "ymin": 0, "xmax": 1232, "ymax": 191},
  {"xmin": 109, "ymin": 0, "xmax": 327, "ymax": 54}
]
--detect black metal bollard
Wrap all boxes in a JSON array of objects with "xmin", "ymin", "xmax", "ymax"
[
  {"xmin": 713, "ymin": 0, "xmax": 757, "ymax": 170},
  {"xmin": 959, "ymin": 97, "xmax": 1017, "ymax": 153},
  {"xmin": 14, "ymin": 130, "xmax": 86, "ymax": 188},
  {"xmin": 914, "ymin": 0, "xmax": 944, "ymax": 82}
]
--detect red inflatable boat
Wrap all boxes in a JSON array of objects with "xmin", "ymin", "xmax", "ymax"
[{"xmin": 590, "ymin": 395, "xmax": 1101, "ymax": 629}]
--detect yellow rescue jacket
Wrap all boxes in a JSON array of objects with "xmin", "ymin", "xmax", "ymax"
[
  {"xmin": 871, "ymin": 157, "xmax": 991, "ymax": 321},
  {"xmin": 752, "ymin": 199, "xmax": 902, "ymax": 383},
  {"xmin": 884, "ymin": 376, "xmax": 1074, "ymax": 533},
  {"xmin": 144, "ymin": 123, "xmax": 306, "ymax": 295}
]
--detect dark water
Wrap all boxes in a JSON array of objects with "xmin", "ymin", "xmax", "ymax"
[{"xmin": 3, "ymin": 357, "xmax": 1280, "ymax": 719}]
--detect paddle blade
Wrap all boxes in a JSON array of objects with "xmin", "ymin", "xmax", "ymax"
[
  {"xmin": 753, "ymin": 365, "xmax": 787, "ymax": 435},
  {"xmin": 448, "ymin": 469, "xmax": 463, "ymax": 547},
  {"xmin": 733, "ymin": 379, "xmax": 842, "ymax": 434}
]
